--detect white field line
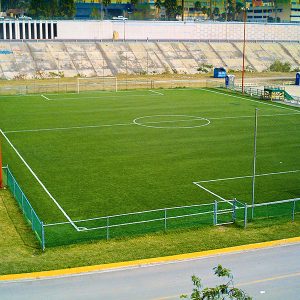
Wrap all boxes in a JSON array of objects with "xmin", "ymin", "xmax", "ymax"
[
  {"xmin": 4, "ymin": 111, "xmax": 299, "ymax": 134},
  {"xmin": 195, "ymin": 169, "xmax": 300, "ymax": 184},
  {"xmin": 41, "ymin": 94, "xmax": 50, "ymax": 101},
  {"xmin": 46, "ymin": 93, "xmax": 161, "ymax": 101},
  {"xmin": 193, "ymin": 182, "xmax": 229, "ymax": 203},
  {"xmin": 42, "ymin": 90, "xmax": 141, "ymax": 97},
  {"xmin": 193, "ymin": 169, "xmax": 300, "ymax": 206},
  {"xmin": 209, "ymin": 112, "xmax": 300, "ymax": 120},
  {"xmin": 148, "ymin": 90, "xmax": 164, "ymax": 96},
  {"xmin": 201, "ymin": 88, "xmax": 300, "ymax": 113},
  {"xmin": 0, "ymin": 129, "xmax": 78, "ymax": 230},
  {"xmin": 4, "ymin": 123, "xmax": 134, "ymax": 134}
]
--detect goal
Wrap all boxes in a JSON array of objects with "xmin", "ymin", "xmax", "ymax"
[{"xmin": 77, "ymin": 77, "xmax": 118, "ymax": 94}]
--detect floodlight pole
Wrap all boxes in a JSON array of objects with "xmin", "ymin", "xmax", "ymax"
[
  {"xmin": 251, "ymin": 108, "xmax": 258, "ymax": 219},
  {"xmin": 242, "ymin": 2, "xmax": 247, "ymax": 94}
]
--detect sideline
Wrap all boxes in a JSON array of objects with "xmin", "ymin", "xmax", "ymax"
[{"xmin": 1, "ymin": 236, "xmax": 300, "ymax": 281}]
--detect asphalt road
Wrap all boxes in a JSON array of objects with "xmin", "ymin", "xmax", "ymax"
[{"xmin": 1, "ymin": 242, "xmax": 300, "ymax": 300}]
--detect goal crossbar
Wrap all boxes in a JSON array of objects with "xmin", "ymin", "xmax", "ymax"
[{"xmin": 77, "ymin": 77, "xmax": 118, "ymax": 94}]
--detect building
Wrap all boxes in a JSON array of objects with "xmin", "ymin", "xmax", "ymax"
[{"xmin": 246, "ymin": 0, "xmax": 300, "ymax": 23}]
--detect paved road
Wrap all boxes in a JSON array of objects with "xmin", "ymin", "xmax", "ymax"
[{"xmin": 1, "ymin": 243, "xmax": 300, "ymax": 300}]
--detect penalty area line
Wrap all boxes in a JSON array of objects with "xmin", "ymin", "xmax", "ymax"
[
  {"xmin": 41, "ymin": 94, "xmax": 51, "ymax": 101},
  {"xmin": 148, "ymin": 90, "xmax": 164, "ymax": 96},
  {"xmin": 0, "ymin": 128, "xmax": 78, "ymax": 231},
  {"xmin": 195, "ymin": 169, "xmax": 300, "ymax": 184},
  {"xmin": 193, "ymin": 182, "xmax": 230, "ymax": 204}
]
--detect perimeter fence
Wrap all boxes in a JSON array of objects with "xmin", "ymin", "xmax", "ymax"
[
  {"xmin": 227, "ymin": 84, "xmax": 300, "ymax": 106},
  {"xmin": 2, "ymin": 166, "xmax": 300, "ymax": 249},
  {"xmin": 2, "ymin": 166, "xmax": 45, "ymax": 250},
  {"xmin": 0, "ymin": 78, "xmax": 222, "ymax": 95}
]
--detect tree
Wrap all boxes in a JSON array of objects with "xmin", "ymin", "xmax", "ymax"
[
  {"xmin": 90, "ymin": 7, "xmax": 101, "ymax": 19},
  {"xmin": 59, "ymin": 0, "xmax": 76, "ymax": 19},
  {"xmin": 181, "ymin": 265, "xmax": 252, "ymax": 300},
  {"xmin": 213, "ymin": 6, "xmax": 219, "ymax": 17},
  {"xmin": 164, "ymin": 0, "xmax": 177, "ymax": 20},
  {"xmin": 194, "ymin": 1, "xmax": 202, "ymax": 12},
  {"xmin": 29, "ymin": 0, "xmax": 48, "ymax": 18},
  {"xmin": 103, "ymin": 0, "xmax": 111, "ymax": 18},
  {"xmin": 177, "ymin": 5, "xmax": 182, "ymax": 17},
  {"xmin": 15, "ymin": 0, "xmax": 31, "ymax": 10},
  {"xmin": 130, "ymin": 0, "xmax": 139, "ymax": 15},
  {"xmin": 201, "ymin": 6, "xmax": 207, "ymax": 16},
  {"xmin": 154, "ymin": 0, "xmax": 163, "ymax": 19}
]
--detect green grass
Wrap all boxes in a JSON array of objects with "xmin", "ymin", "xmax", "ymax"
[
  {"xmin": 0, "ymin": 88, "xmax": 299, "ymax": 246},
  {"xmin": 1, "ymin": 189, "xmax": 300, "ymax": 275}
]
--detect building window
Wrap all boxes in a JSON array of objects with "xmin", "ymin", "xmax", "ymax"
[
  {"xmin": 5, "ymin": 23, "xmax": 10, "ymax": 39},
  {"xmin": 31, "ymin": 23, "xmax": 34, "ymax": 39},
  {"xmin": 0, "ymin": 23, "xmax": 4, "ymax": 39},
  {"xmin": 53, "ymin": 23, "xmax": 57, "ymax": 38},
  {"xmin": 12, "ymin": 23, "xmax": 16, "ymax": 39},
  {"xmin": 19, "ymin": 23, "xmax": 23, "ymax": 39},
  {"xmin": 48, "ymin": 23, "xmax": 52, "ymax": 39},
  {"xmin": 36, "ymin": 23, "xmax": 40, "ymax": 39},
  {"xmin": 25, "ymin": 23, "xmax": 29, "ymax": 39},
  {"xmin": 42, "ymin": 23, "xmax": 46, "ymax": 39}
]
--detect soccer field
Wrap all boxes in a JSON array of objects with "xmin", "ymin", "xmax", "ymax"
[{"xmin": 0, "ymin": 88, "xmax": 299, "ymax": 245}]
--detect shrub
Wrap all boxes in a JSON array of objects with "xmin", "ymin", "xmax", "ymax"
[{"xmin": 269, "ymin": 60, "xmax": 291, "ymax": 72}]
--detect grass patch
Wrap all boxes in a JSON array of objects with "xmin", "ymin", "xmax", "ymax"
[
  {"xmin": 1, "ymin": 189, "xmax": 299, "ymax": 275},
  {"xmin": 0, "ymin": 88, "xmax": 299, "ymax": 247}
]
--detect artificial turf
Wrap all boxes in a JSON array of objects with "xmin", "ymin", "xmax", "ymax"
[{"xmin": 0, "ymin": 88, "xmax": 299, "ymax": 246}]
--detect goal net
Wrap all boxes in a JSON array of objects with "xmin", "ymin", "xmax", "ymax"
[{"xmin": 77, "ymin": 77, "xmax": 118, "ymax": 94}]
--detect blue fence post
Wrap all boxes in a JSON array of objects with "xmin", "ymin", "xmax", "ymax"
[
  {"xmin": 244, "ymin": 203, "xmax": 248, "ymax": 228},
  {"xmin": 213, "ymin": 201, "xmax": 218, "ymax": 225},
  {"xmin": 13, "ymin": 176, "xmax": 16, "ymax": 197},
  {"xmin": 292, "ymin": 200, "xmax": 296, "ymax": 222},
  {"xmin": 233, "ymin": 198, "xmax": 237, "ymax": 222},
  {"xmin": 106, "ymin": 216, "xmax": 109, "ymax": 241},
  {"xmin": 21, "ymin": 192, "xmax": 25, "ymax": 213},
  {"xmin": 41, "ymin": 222, "xmax": 45, "ymax": 251},
  {"xmin": 31, "ymin": 207, "xmax": 34, "ymax": 230}
]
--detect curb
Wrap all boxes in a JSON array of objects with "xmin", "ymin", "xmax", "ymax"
[{"xmin": 1, "ymin": 236, "xmax": 300, "ymax": 281}]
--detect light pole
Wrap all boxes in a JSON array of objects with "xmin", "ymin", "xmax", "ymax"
[
  {"xmin": 241, "ymin": 1, "xmax": 247, "ymax": 94},
  {"xmin": 251, "ymin": 108, "xmax": 258, "ymax": 219}
]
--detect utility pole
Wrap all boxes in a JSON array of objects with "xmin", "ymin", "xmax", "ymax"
[{"xmin": 181, "ymin": 0, "xmax": 184, "ymax": 21}]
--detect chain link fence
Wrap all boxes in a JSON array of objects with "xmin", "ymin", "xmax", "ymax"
[
  {"xmin": 2, "ymin": 166, "xmax": 45, "ymax": 250},
  {"xmin": 0, "ymin": 78, "xmax": 222, "ymax": 95},
  {"xmin": 2, "ymin": 166, "xmax": 299, "ymax": 249}
]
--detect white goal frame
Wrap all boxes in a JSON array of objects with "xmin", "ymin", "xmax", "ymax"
[{"xmin": 77, "ymin": 77, "xmax": 118, "ymax": 94}]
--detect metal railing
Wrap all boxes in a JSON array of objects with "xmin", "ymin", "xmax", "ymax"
[
  {"xmin": 2, "ymin": 166, "xmax": 45, "ymax": 250},
  {"xmin": 2, "ymin": 166, "xmax": 300, "ymax": 249},
  {"xmin": 0, "ymin": 78, "xmax": 223, "ymax": 95}
]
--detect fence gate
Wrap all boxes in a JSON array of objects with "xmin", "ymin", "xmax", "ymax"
[
  {"xmin": 214, "ymin": 200, "xmax": 245, "ymax": 226},
  {"xmin": 214, "ymin": 200, "xmax": 234, "ymax": 225}
]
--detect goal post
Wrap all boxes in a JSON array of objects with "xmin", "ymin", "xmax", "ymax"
[{"xmin": 76, "ymin": 77, "xmax": 118, "ymax": 94}]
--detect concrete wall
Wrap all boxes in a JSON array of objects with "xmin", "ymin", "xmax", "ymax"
[
  {"xmin": 58, "ymin": 21, "xmax": 300, "ymax": 41},
  {"xmin": 0, "ymin": 20, "xmax": 300, "ymax": 42},
  {"xmin": 0, "ymin": 41, "xmax": 299, "ymax": 79}
]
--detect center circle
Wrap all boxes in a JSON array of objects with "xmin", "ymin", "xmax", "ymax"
[{"xmin": 133, "ymin": 115, "xmax": 210, "ymax": 129}]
